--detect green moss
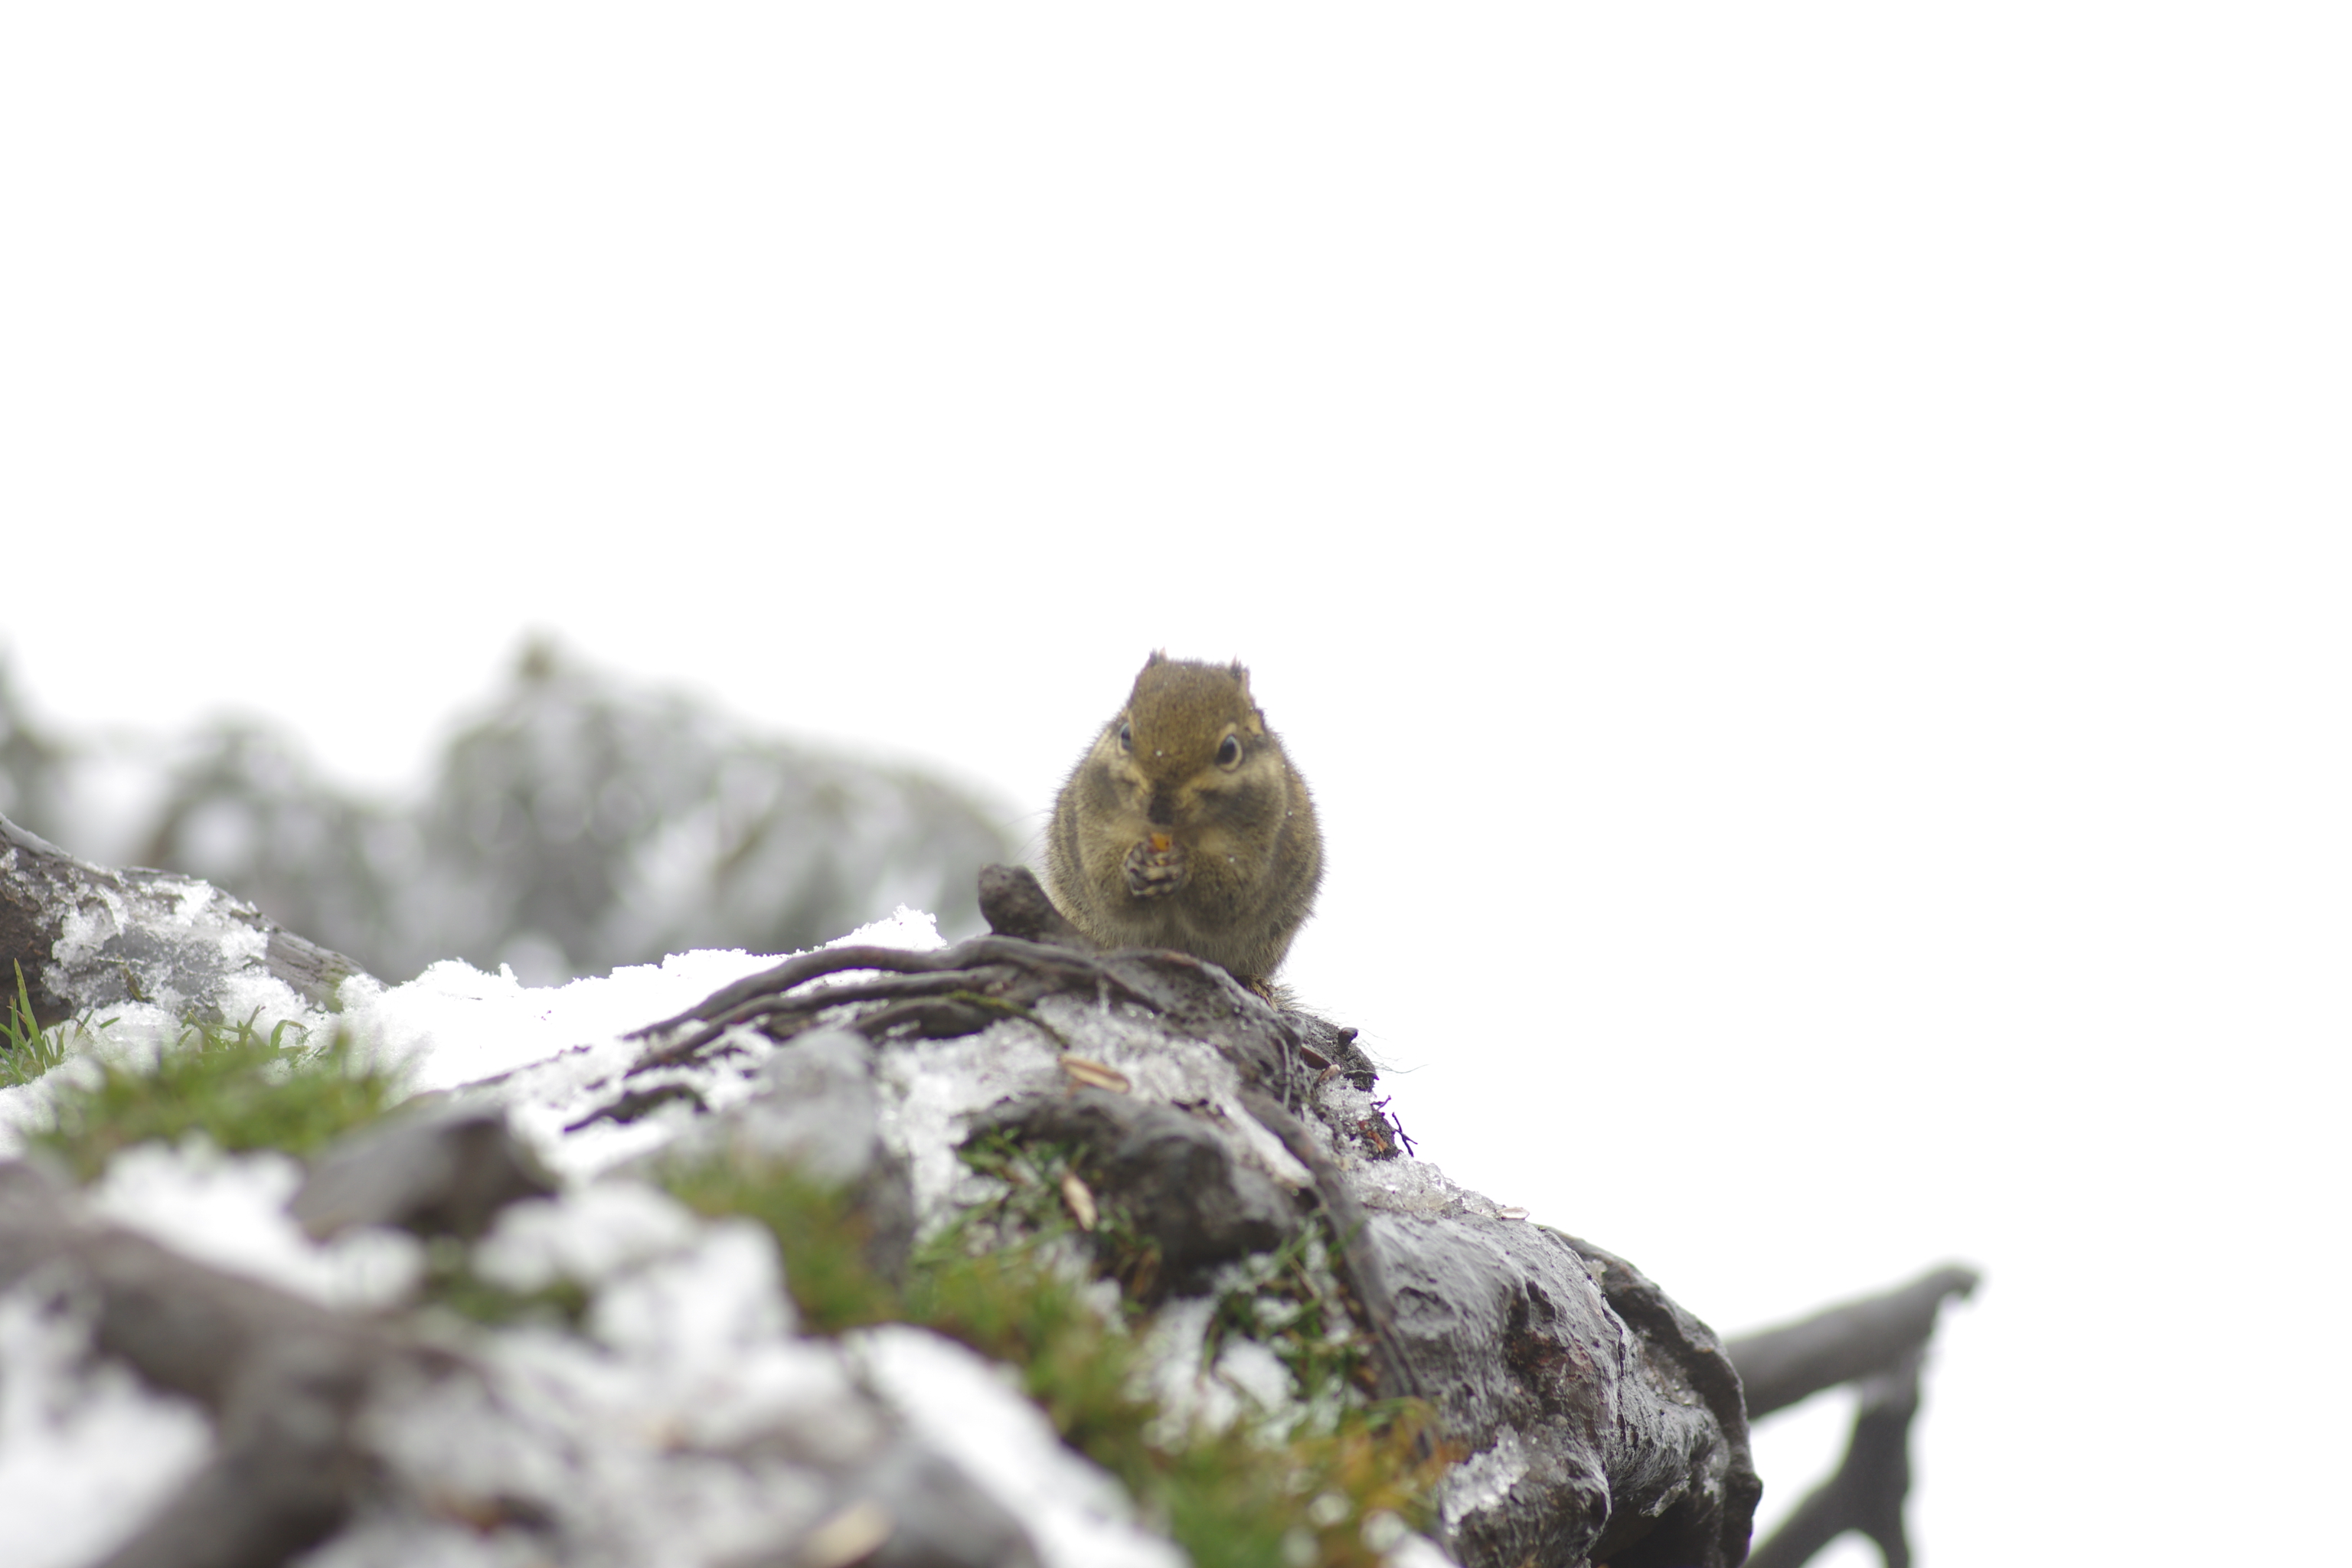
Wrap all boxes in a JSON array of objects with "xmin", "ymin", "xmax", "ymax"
[
  {"xmin": 954, "ymin": 1129, "xmax": 1168, "ymax": 1312},
  {"xmin": 665, "ymin": 1142, "xmax": 1454, "ymax": 1568},
  {"xmin": 667, "ymin": 1158, "xmax": 902, "ymax": 1333},
  {"xmin": 37, "ymin": 1012, "xmax": 406, "ymax": 1181}
]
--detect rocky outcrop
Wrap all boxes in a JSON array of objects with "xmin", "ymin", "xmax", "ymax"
[
  {"xmin": 0, "ymin": 813, "xmax": 363, "ymax": 1029},
  {"xmin": 584, "ymin": 864, "xmax": 1761, "ymax": 1568},
  {"xmin": 2, "ymin": 822, "xmax": 1758, "ymax": 1567}
]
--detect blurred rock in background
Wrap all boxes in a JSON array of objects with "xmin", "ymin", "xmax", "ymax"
[{"xmin": 0, "ymin": 641, "xmax": 1017, "ymax": 985}]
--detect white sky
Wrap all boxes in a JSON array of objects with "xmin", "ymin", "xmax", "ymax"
[{"xmin": 4, "ymin": 7, "xmax": 2347, "ymax": 1563}]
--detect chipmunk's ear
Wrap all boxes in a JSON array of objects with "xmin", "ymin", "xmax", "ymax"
[
  {"xmin": 1228, "ymin": 660, "xmax": 1258, "ymax": 711},
  {"xmin": 1143, "ymin": 648, "xmax": 1169, "ymax": 669}
]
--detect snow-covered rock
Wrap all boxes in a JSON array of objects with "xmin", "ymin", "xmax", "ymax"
[{"xmin": 0, "ymin": 842, "xmax": 1755, "ymax": 1568}]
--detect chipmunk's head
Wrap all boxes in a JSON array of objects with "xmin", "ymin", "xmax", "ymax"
[
  {"xmin": 1086, "ymin": 652, "xmax": 1285, "ymax": 893},
  {"xmin": 1116, "ymin": 652, "xmax": 1263, "ymax": 796}
]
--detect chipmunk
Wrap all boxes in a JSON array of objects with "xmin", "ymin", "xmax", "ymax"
[{"xmin": 1044, "ymin": 652, "xmax": 1323, "ymax": 989}]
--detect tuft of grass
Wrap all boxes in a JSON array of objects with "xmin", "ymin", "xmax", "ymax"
[
  {"xmin": 954, "ymin": 1129, "xmax": 1168, "ymax": 1312},
  {"xmin": 1161, "ymin": 1404, "xmax": 1457, "ymax": 1568},
  {"xmin": 2, "ymin": 962, "xmax": 74, "ymax": 1089},
  {"xmin": 667, "ymin": 1159, "xmax": 903, "ymax": 1333},
  {"xmin": 38, "ymin": 1012, "xmax": 406, "ymax": 1181},
  {"xmin": 1206, "ymin": 1223, "xmax": 1376, "ymax": 1429},
  {"xmin": 913, "ymin": 1233, "xmax": 1164, "ymax": 1478},
  {"xmin": 668, "ymin": 1140, "xmax": 1455, "ymax": 1568}
]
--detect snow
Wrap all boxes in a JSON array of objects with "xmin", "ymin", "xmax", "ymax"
[
  {"xmin": 0, "ymin": 1282, "xmax": 214, "ymax": 1568},
  {"xmin": 327, "ymin": 1325, "xmax": 848, "ymax": 1568},
  {"xmin": 319, "ymin": 1188, "xmax": 1158, "ymax": 1566},
  {"xmin": 1356, "ymin": 1151, "xmax": 1514, "ymax": 1223},
  {"xmin": 1133, "ymin": 1293, "xmax": 1298, "ymax": 1445},
  {"xmin": 1383, "ymin": 1528, "xmax": 1461, "ymax": 1567},
  {"xmin": 472, "ymin": 1181, "xmax": 705, "ymax": 1295},
  {"xmin": 90, "ymin": 1139, "xmax": 423, "ymax": 1308},
  {"xmin": 850, "ymin": 1323, "xmax": 1188, "ymax": 1568},
  {"xmin": 874, "ymin": 1017, "xmax": 1067, "ymax": 1229},
  {"xmin": 289, "ymin": 1181, "xmax": 898, "ymax": 1563},
  {"xmin": 349, "ymin": 903, "xmax": 939, "ymax": 1091},
  {"xmin": 338, "ymin": 903, "xmax": 946, "ymax": 1181},
  {"xmin": 1438, "ymin": 1428, "xmax": 1532, "ymax": 1536},
  {"xmin": 0, "ymin": 908, "xmax": 944, "ymax": 1171}
]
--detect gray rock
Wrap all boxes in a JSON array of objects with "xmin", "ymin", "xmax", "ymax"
[
  {"xmin": 291, "ymin": 1104, "xmax": 558, "ymax": 1242},
  {"xmin": 1, "ymin": 813, "xmax": 366, "ymax": 1027},
  {"xmin": 978, "ymin": 1087, "xmax": 1300, "ymax": 1299},
  {"xmin": 0, "ymin": 1161, "xmax": 395, "ymax": 1568},
  {"xmin": 841, "ymin": 1436, "xmax": 1046, "ymax": 1568},
  {"xmin": 1370, "ymin": 1214, "xmax": 1754, "ymax": 1568}
]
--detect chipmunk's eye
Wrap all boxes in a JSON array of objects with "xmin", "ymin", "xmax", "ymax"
[
  {"xmin": 1117, "ymin": 723, "xmax": 1132, "ymax": 752},
  {"xmin": 1217, "ymin": 735, "xmax": 1243, "ymax": 767}
]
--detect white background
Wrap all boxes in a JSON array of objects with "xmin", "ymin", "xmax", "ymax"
[{"xmin": 5, "ymin": 8, "xmax": 2346, "ymax": 1563}]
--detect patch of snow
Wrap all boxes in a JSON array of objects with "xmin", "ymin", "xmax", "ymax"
[
  {"xmin": 850, "ymin": 1323, "xmax": 1187, "ymax": 1568},
  {"xmin": 328, "ymin": 915, "xmax": 942, "ymax": 1177},
  {"xmin": 873, "ymin": 1018, "xmax": 1067, "ymax": 1232},
  {"xmin": 343, "ymin": 949, "xmax": 782, "ymax": 1094},
  {"xmin": 201, "ymin": 971, "xmax": 321, "ymax": 1043},
  {"xmin": 324, "ymin": 1191, "xmax": 887, "ymax": 1566},
  {"xmin": 1357, "ymin": 1155, "xmax": 1504, "ymax": 1221},
  {"xmin": 51, "ymin": 892, "xmax": 132, "ymax": 975},
  {"xmin": 1377, "ymin": 1522, "xmax": 1462, "ymax": 1566},
  {"xmin": 329, "ymin": 1347, "xmax": 842, "ymax": 1568},
  {"xmin": 1438, "ymin": 1428, "xmax": 1531, "ymax": 1534},
  {"xmin": 1215, "ymin": 1334, "xmax": 1295, "ymax": 1418},
  {"xmin": 1130, "ymin": 1293, "xmax": 1296, "ymax": 1445},
  {"xmin": 589, "ymin": 1216, "xmax": 792, "ymax": 1361},
  {"xmin": 0, "ymin": 1060, "xmax": 89, "ymax": 1161},
  {"xmin": 0, "ymin": 1279, "xmax": 214, "ymax": 1568},
  {"xmin": 1134, "ymin": 1295, "xmax": 1233, "ymax": 1441},
  {"xmin": 828, "ymin": 905, "xmax": 945, "ymax": 952},
  {"xmin": 90, "ymin": 1139, "xmax": 423, "ymax": 1308},
  {"xmin": 472, "ymin": 1181, "xmax": 704, "ymax": 1294},
  {"xmin": 577, "ymin": 1218, "xmax": 842, "ymax": 1451},
  {"xmin": 1031, "ymin": 995, "xmax": 1314, "ymax": 1188}
]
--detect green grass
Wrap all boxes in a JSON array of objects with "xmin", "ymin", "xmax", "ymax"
[
  {"xmin": 36, "ymin": 1011, "xmax": 407, "ymax": 1181},
  {"xmin": 668, "ymin": 1136, "xmax": 1455, "ymax": 1568},
  {"xmin": 1204, "ymin": 1223, "xmax": 1377, "ymax": 1436},
  {"xmin": 667, "ymin": 1159, "xmax": 904, "ymax": 1333},
  {"xmin": 2, "ymin": 963, "xmax": 74, "ymax": 1089}
]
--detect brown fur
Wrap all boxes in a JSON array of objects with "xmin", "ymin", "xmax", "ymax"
[{"xmin": 1044, "ymin": 652, "xmax": 1323, "ymax": 985}]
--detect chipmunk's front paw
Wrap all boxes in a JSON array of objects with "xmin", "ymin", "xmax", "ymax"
[{"xmin": 1122, "ymin": 833, "xmax": 1187, "ymax": 898}]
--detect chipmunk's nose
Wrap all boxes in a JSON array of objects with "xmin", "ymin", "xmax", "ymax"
[{"xmin": 1145, "ymin": 790, "xmax": 1175, "ymax": 827}]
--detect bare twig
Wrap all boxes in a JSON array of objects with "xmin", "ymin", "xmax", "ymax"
[
  {"xmin": 1726, "ymin": 1266, "xmax": 1978, "ymax": 1420},
  {"xmin": 1744, "ymin": 1351, "xmax": 1926, "ymax": 1568}
]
